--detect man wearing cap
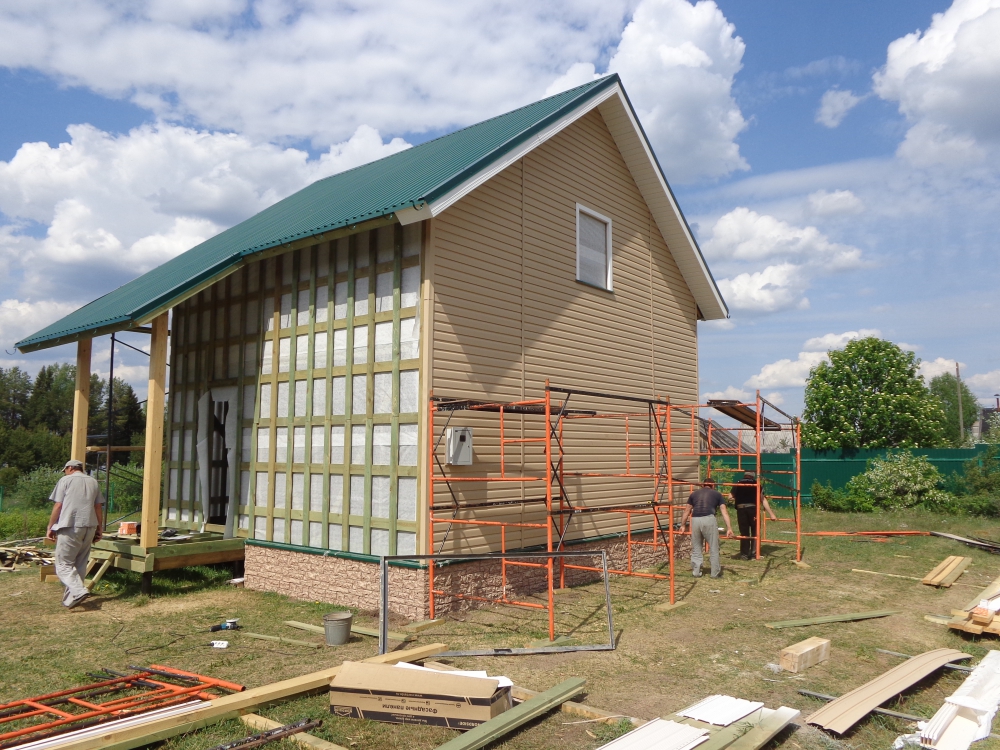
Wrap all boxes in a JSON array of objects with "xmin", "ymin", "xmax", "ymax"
[
  {"xmin": 680, "ymin": 479, "xmax": 734, "ymax": 578},
  {"xmin": 46, "ymin": 460, "xmax": 105, "ymax": 609},
  {"xmin": 731, "ymin": 471, "xmax": 777, "ymax": 560}
]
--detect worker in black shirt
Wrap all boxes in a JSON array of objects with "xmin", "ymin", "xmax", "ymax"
[
  {"xmin": 730, "ymin": 471, "xmax": 777, "ymax": 560},
  {"xmin": 680, "ymin": 479, "xmax": 734, "ymax": 578}
]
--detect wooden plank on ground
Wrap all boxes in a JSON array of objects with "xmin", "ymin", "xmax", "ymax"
[
  {"xmin": 963, "ymin": 573, "xmax": 1000, "ymax": 611},
  {"xmin": 806, "ymin": 648, "xmax": 969, "ymax": 734},
  {"xmin": 402, "ymin": 619, "xmax": 443, "ymax": 633},
  {"xmin": 48, "ymin": 643, "xmax": 448, "ymax": 750},
  {"xmin": 433, "ymin": 678, "xmax": 586, "ymax": 750},
  {"xmin": 240, "ymin": 714, "xmax": 346, "ymax": 750},
  {"xmin": 243, "ymin": 632, "xmax": 322, "ymax": 648},
  {"xmin": 765, "ymin": 610, "xmax": 901, "ymax": 629},
  {"xmin": 938, "ymin": 558, "xmax": 972, "ymax": 587},
  {"xmin": 923, "ymin": 556, "xmax": 960, "ymax": 585}
]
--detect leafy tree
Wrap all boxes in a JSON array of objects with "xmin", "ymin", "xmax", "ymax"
[
  {"xmin": 25, "ymin": 364, "xmax": 75, "ymax": 434},
  {"xmin": 929, "ymin": 373, "xmax": 980, "ymax": 447},
  {"xmin": 802, "ymin": 337, "xmax": 946, "ymax": 449},
  {"xmin": 0, "ymin": 367, "xmax": 32, "ymax": 429}
]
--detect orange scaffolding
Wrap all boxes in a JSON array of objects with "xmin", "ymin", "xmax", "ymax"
[{"xmin": 426, "ymin": 384, "xmax": 807, "ymax": 640}]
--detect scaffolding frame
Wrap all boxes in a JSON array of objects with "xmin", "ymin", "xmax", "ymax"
[{"xmin": 428, "ymin": 384, "xmax": 806, "ymax": 639}]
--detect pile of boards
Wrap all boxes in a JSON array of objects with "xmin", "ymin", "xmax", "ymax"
[
  {"xmin": 945, "ymin": 573, "xmax": 1000, "ymax": 636},
  {"xmin": 922, "ymin": 556, "xmax": 972, "ymax": 588},
  {"xmin": 0, "ymin": 544, "xmax": 53, "ymax": 572}
]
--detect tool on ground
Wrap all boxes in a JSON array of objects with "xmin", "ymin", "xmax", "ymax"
[
  {"xmin": 204, "ymin": 718, "xmax": 321, "ymax": 750},
  {"xmin": 210, "ymin": 618, "xmax": 241, "ymax": 632}
]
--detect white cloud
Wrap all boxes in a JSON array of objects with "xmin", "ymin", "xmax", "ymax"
[
  {"xmin": 606, "ymin": 0, "xmax": 749, "ymax": 182},
  {"xmin": 897, "ymin": 342, "xmax": 921, "ymax": 352},
  {"xmin": 968, "ymin": 369, "xmax": 1000, "ymax": 396},
  {"xmin": 702, "ymin": 207, "xmax": 864, "ymax": 313},
  {"xmin": 744, "ymin": 351, "xmax": 828, "ymax": 389},
  {"xmin": 0, "ymin": 122, "xmax": 409, "ymax": 297},
  {"xmin": 802, "ymin": 329, "xmax": 880, "ymax": 352},
  {"xmin": 919, "ymin": 356, "xmax": 963, "ymax": 381},
  {"xmin": 546, "ymin": 63, "xmax": 600, "ymax": 96},
  {"xmin": 874, "ymin": 0, "xmax": 1000, "ymax": 165},
  {"xmin": 0, "ymin": 2, "xmax": 634, "ymax": 150},
  {"xmin": 807, "ymin": 189, "xmax": 864, "ymax": 216},
  {"xmin": 815, "ymin": 89, "xmax": 865, "ymax": 128},
  {"xmin": 716, "ymin": 263, "xmax": 808, "ymax": 313},
  {"xmin": 764, "ymin": 391, "xmax": 785, "ymax": 406},
  {"xmin": 0, "ymin": 298, "xmax": 78, "ymax": 349},
  {"xmin": 702, "ymin": 385, "xmax": 752, "ymax": 401}
]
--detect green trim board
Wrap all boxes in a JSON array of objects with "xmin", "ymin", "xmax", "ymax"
[
  {"xmin": 433, "ymin": 678, "xmax": 586, "ymax": 750},
  {"xmin": 765, "ymin": 610, "xmax": 902, "ymax": 629}
]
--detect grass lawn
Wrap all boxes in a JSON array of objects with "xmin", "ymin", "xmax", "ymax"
[{"xmin": 3, "ymin": 508, "xmax": 1000, "ymax": 750}]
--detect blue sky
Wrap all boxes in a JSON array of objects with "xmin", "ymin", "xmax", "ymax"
[{"xmin": 0, "ymin": 0, "xmax": 997, "ymax": 412}]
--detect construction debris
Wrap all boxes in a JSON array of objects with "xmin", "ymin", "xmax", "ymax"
[
  {"xmin": 239, "ymin": 715, "xmax": 344, "ymax": 750},
  {"xmin": 765, "ymin": 610, "xmax": 901, "ymax": 629},
  {"xmin": 799, "ymin": 690, "xmax": 925, "ymax": 722},
  {"xmin": 205, "ymin": 718, "xmax": 322, "ymax": 750},
  {"xmin": 0, "ymin": 544, "xmax": 54, "ymax": 572},
  {"xmin": 243, "ymin": 633, "xmax": 323, "ymax": 649},
  {"xmin": 779, "ymin": 637, "xmax": 830, "ymax": 673},
  {"xmin": 806, "ymin": 648, "xmax": 970, "ymax": 734},
  {"xmin": 330, "ymin": 662, "xmax": 512, "ymax": 728},
  {"xmin": 658, "ymin": 698, "xmax": 800, "ymax": 750},
  {"xmin": 595, "ymin": 718, "xmax": 707, "ymax": 749},
  {"xmin": 919, "ymin": 650, "xmax": 1000, "ymax": 750},
  {"xmin": 931, "ymin": 532, "xmax": 1000, "ymax": 554},
  {"xmin": 922, "ymin": 556, "xmax": 972, "ymax": 588},
  {"xmin": 38, "ymin": 644, "xmax": 447, "ymax": 750},
  {"xmin": 937, "ymin": 573, "xmax": 1000, "ymax": 635},
  {"xmin": 0, "ymin": 666, "xmax": 244, "ymax": 748},
  {"xmin": 677, "ymin": 695, "xmax": 764, "ymax": 726}
]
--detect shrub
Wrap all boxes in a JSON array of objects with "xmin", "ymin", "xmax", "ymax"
[
  {"xmin": 812, "ymin": 480, "xmax": 871, "ymax": 512},
  {"xmin": 845, "ymin": 452, "xmax": 952, "ymax": 510},
  {"xmin": 962, "ymin": 446, "xmax": 1000, "ymax": 497},
  {"xmin": 0, "ymin": 509, "xmax": 50, "ymax": 540},
  {"xmin": 7, "ymin": 466, "xmax": 63, "ymax": 510}
]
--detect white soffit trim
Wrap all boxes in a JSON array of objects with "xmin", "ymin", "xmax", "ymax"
[
  {"xmin": 597, "ymin": 88, "xmax": 728, "ymax": 320},
  {"xmin": 395, "ymin": 86, "xmax": 619, "ymax": 227}
]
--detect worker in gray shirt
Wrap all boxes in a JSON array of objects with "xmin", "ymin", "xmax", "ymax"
[
  {"xmin": 680, "ymin": 479, "xmax": 734, "ymax": 579},
  {"xmin": 46, "ymin": 459, "xmax": 105, "ymax": 608}
]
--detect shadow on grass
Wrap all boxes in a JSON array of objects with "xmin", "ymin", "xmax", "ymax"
[{"xmin": 95, "ymin": 564, "xmax": 234, "ymax": 600}]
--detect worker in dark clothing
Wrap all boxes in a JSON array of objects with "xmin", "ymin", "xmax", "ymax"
[{"xmin": 730, "ymin": 471, "xmax": 777, "ymax": 560}]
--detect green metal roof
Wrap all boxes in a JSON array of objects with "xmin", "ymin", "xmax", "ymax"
[{"xmin": 17, "ymin": 75, "xmax": 621, "ymax": 352}]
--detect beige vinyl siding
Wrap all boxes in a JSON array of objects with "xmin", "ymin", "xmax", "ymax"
[{"xmin": 429, "ymin": 108, "xmax": 699, "ymax": 554}]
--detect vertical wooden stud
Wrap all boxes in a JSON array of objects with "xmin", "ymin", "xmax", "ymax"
[
  {"xmin": 71, "ymin": 338, "xmax": 92, "ymax": 463},
  {"xmin": 141, "ymin": 313, "xmax": 169, "ymax": 550}
]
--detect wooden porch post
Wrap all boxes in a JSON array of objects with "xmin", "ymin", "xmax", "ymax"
[
  {"xmin": 71, "ymin": 338, "xmax": 92, "ymax": 463},
  {"xmin": 140, "ymin": 313, "xmax": 169, "ymax": 551}
]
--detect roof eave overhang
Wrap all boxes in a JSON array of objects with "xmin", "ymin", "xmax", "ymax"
[{"xmin": 399, "ymin": 81, "xmax": 729, "ymax": 321}]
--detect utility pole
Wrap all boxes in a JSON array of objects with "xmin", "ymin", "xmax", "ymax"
[{"xmin": 956, "ymin": 362, "xmax": 965, "ymax": 445}]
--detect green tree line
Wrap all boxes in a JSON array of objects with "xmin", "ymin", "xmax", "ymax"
[{"xmin": 0, "ymin": 364, "xmax": 145, "ymax": 491}]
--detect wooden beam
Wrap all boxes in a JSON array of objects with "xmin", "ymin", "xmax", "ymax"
[
  {"xmin": 239, "ymin": 714, "xmax": 346, "ymax": 750},
  {"xmin": 765, "ymin": 610, "xmax": 901, "ymax": 629},
  {"xmin": 71, "ymin": 338, "xmax": 92, "ymax": 463},
  {"xmin": 140, "ymin": 313, "xmax": 168, "ymax": 550},
  {"xmin": 49, "ymin": 643, "xmax": 448, "ymax": 750},
  {"xmin": 433, "ymin": 678, "xmax": 586, "ymax": 750}
]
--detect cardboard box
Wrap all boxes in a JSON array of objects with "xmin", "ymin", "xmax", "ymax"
[{"xmin": 330, "ymin": 662, "xmax": 512, "ymax": 729}]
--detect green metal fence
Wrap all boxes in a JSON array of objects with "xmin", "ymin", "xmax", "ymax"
[{"xmin": 715, "ymin": 445, "xmax": 992, "ymax": 505}]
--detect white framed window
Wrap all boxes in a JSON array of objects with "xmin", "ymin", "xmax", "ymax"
[{"xmin": 576, "ymin": 204, "xmax": 612, "ymax": 290}]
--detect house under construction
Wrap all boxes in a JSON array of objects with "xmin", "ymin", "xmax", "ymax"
[{"xmin": 15, "ymin": 74, "xmax": 772, "ymax": 618}]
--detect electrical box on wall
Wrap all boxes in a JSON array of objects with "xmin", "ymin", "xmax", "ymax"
[{"xmin": 446, "ymin": 427, "xmax": 473, "ymax": 465}]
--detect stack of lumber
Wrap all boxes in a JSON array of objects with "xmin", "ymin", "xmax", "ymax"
[
  {"xmin": 922, "ymin": 556, "xmax": 972, "ymax": 588},
  {"xmin": 0, "ymin": 544, "xmax": 53, "ymax": 572},
  {"xmin": 945, "ymin": 573, "xmax": 1000, "ymax": 635}
]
